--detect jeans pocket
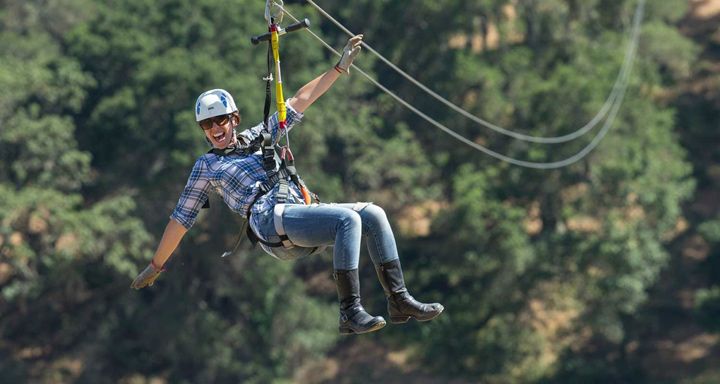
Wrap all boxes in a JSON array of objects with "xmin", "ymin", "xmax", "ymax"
[{"xmin": 251, "ymin": 209, "xmax": 280, "ymax": 242}]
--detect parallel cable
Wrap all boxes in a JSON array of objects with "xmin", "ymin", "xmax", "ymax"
[
  {"xmin": 304, "ymin": 0, "xmax": 642, "ymax": 144},
  {"xmin": 278, "ymin": 0, "xmax": 644, "ymax": 169}
]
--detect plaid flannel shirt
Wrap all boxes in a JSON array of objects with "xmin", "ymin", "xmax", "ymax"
[{"xmin": 170, "ymin": 104, "xmax": 304, "ymax": 229}]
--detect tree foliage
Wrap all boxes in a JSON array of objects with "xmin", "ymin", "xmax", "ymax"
[{"xmin": 0, "ymin": 0, "xmax": 712, "ymax": 382}]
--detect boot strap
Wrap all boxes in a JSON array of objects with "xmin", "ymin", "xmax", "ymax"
[{"xmin": 340, "ymin": 304, "xmax": 366, "ymax": 322}]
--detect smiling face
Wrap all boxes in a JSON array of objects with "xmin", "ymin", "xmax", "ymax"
[{"xmin": 200, "ymin": 113, "xmax": 240, "ymax": 149}]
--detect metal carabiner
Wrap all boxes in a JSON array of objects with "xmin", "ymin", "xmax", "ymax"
[{"xmin": 265, "ymin": 0, "xmax": 284, "ymax": 24}]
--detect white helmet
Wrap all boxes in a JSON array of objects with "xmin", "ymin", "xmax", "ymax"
[{"xmin": 195, "ymin": 89, "xmax": 238, "ymax": 122}]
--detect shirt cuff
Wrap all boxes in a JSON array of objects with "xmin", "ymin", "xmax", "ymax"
[
  {"xmin": 286, "ymin": 100, "xmax": 304, "ymax": 122},
  {"xmin": 169, "ymin": 212, "xmax": 194, "ymax": 230}
]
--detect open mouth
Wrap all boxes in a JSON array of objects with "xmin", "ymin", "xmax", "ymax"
[{"xmin": 213, "ymin": 131, "xmax": 227, "ymax": 143}]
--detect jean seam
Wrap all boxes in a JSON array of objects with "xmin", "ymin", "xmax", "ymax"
[
  {"xmin": 363, "ymin": 221, "xmax": 385, "ymax": 264},
  {"xmin": 354, "ymin": 205, "xmax": 378, "ymax": 261},
  {"xmin": 339, "ymin": 214, "xmax": 353, "ymax": 270}
]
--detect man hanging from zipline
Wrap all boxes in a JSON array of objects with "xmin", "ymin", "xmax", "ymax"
[{"xmin": 131, "ymin": 12, "xmax": 443, "ymax": 334}]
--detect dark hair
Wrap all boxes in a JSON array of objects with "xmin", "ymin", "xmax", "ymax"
[{"xmin": 230, "ymin": 111, "xmax": 241, "ymax": 125}]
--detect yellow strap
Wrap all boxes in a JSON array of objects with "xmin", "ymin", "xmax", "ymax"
[{"xmin": 270, "ymin": 26, "xmax": 287, "ymax": 125}]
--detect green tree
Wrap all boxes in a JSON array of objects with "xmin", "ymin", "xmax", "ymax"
[{"xmin": 320, "ymin": 0, "xmax": 697, "ymax": 381}]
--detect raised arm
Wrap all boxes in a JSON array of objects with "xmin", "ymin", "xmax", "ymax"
[
  {"xmin": 287, "ymin": 68, "xmax": 341, "ymax": 114},
  {"xmin": 287, "ymin": 34, "xmax": 363, "ymax": 113}
]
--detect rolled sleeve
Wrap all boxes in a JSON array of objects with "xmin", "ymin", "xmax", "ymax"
[
  {"xmin": 269, "ymin": 102, "xmax": 304, "ymax": 144},
  {"xmin": 170, "ymin": 157, "xmax": 211, "ymax": 229}
]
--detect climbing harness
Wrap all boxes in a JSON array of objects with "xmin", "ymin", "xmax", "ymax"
[
  {"xmin": 247, "ymin": 1, "xmax": 316, "ymax": 250},
  {"xmin": 218, "ymin": 0, "xmax": 314, "ymax": 258}
]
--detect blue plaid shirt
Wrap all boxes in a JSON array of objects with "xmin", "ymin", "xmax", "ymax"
[{"xmin": 170, "ymin": 105, "xmax": 304, "ymax": 229}]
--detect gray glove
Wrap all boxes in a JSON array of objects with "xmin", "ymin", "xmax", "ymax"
[
  {"xmin": 335, "ymin": 34, "xmax": 363, "ymax": 74},
  {"xmin": 131, "ymin": 262, "xmax": 164, "ymax": 289}
]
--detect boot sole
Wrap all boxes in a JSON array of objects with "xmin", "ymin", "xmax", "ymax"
[
  {"xmin": 339, "ymin": 319, "xmax": 387, "ymax": 335},
  {"xmin": 390, "ymin": 306, "xmax": 444, "ymax": 324}
]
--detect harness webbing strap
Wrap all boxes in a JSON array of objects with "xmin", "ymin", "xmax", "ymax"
[
  {"xmin": 276, "ymin": 178, "xmax": 289, "ymax": 204},
  {"xmin": 262, "ymin": 133, "xmax": 276, "ymax": 172},
  {"xmin": 273, "ymin": 204, "xmax": 295, "ymax": 248},
  {"xmin": 263, "ymin": 44, "xmax": 273, "ymax": 129},
  {"xmin": 240, "ymin": 14, "xmax": 317, "ymax": 250},
  {"xmin": 269, "ymin": 22, "xmax": 287, "ymax": 130}
]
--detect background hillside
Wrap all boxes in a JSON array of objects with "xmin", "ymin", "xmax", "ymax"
[{"xmin": 1, "ymin": 0, "xmax": 718, "ymax": 383}]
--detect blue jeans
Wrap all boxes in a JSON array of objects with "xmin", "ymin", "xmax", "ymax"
[{"xmin": 249, "ymin": 202, "xmax": 400, "ymax": 270}]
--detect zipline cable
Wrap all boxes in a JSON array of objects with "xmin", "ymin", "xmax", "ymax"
[
  {"xmin": 277, "ymin": 0, "xmax": 644, "ymax": 169},
  {"xmin": 304, "ymin": 0, "xmax": 642, "ymax": 144}
]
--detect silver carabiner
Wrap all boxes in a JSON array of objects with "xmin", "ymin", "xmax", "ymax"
[{"xmin": 265, "ymin": 0, "xmax": 284, "ymax": 24}]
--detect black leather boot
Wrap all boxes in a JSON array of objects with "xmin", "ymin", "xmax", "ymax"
[
  {"xmin": 334, "ymin": 269, "xmax": 386, "ymax": 335},
  {"xmin": 375, "ymin": 259, "xmax": 444, "ymax": 323}
]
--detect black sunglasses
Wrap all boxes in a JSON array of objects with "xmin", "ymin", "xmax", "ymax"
[{"xmin": 199, "ymin": 114, "xmax": 232, "ymax": 130}]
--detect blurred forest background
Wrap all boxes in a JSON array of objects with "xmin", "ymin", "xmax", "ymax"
[{"xmin": 1, "ymin": 0, "xmax": 719, "ymax": 383}]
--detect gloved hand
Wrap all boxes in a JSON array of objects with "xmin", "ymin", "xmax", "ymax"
[
  {"xmin": 131, "ymin": 261, "xmax": 164, "ymax": 289},
  {"xmin": 335, "ymin": 34, "xmax": 363, "ymax": 74}
]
